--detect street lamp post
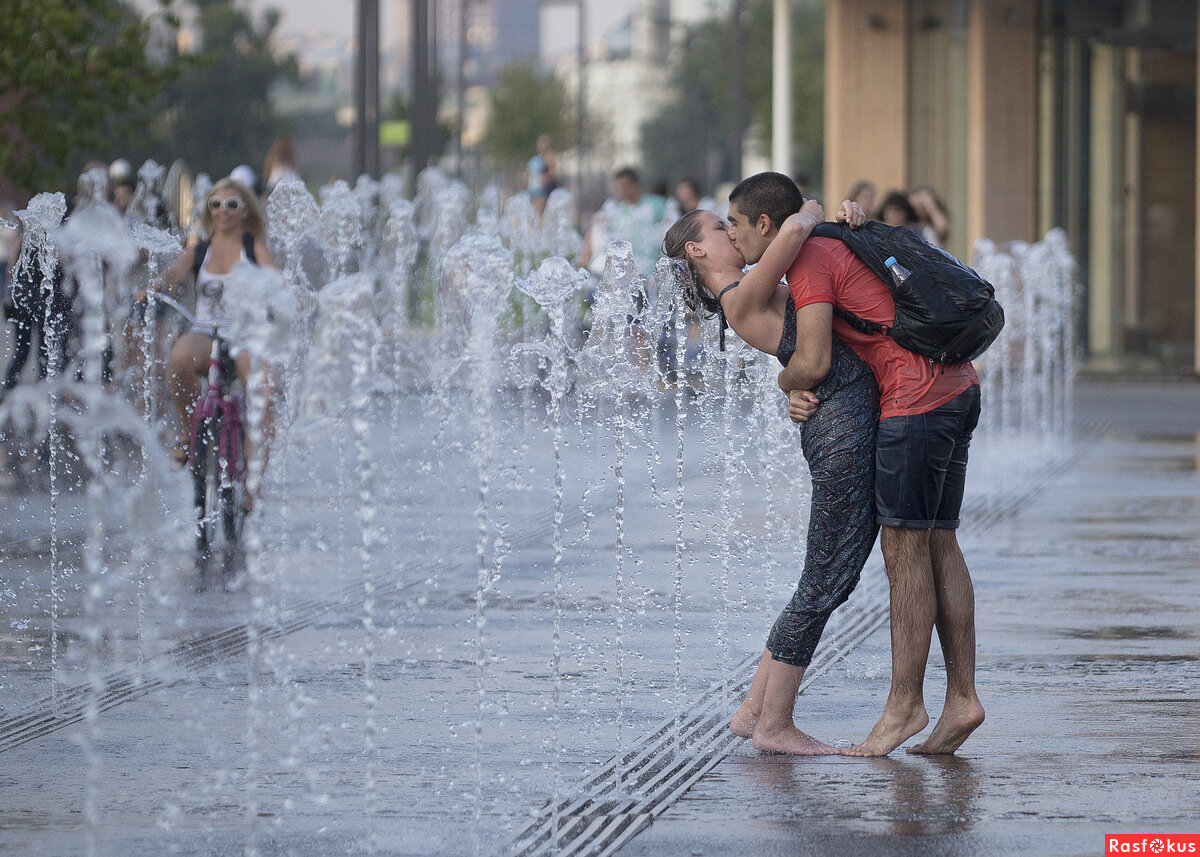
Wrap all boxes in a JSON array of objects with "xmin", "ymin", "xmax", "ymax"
[
  {"xmin": 411, "ymin": 0, "xmax": 435, "ymax": 184},
  {"xmin": 732, "ymin": 0, "xmax": 745, "ymax": 178},
  {"xmin": 540, "ymin": 0, "xmax": 587, "ymax": 200},
  {"xmin": 456, "ymin": 0, "xmax": 470, "ymax": 177},
  {"xmin": 575, "ymin": 0, "xmax": 586, "ymax": 200},
  {"xmin": 355, "ymin": 0, "xmax": 381, "ymax": 178},
  {"xmin": 771, "ymin": 0, "xmax": 791, "ymax": 174}
]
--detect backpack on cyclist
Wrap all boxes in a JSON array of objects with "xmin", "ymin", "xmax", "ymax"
[
  {"xmin": 191, "ymin": 232, "xmax": 258, "ymax": 279},
  {"xmin": 810, "ymin": 221, "xmax": 1004, "ymax": 364}
]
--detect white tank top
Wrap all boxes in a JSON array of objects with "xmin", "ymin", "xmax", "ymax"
[{"xmin": 194, "ymin": 245, "xmax": 246, "ymax": 333}]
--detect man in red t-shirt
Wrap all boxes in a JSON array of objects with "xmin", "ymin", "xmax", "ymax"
[{"xmin": 731, "ymin": 172, "xmax": 985, "ymax": 757}]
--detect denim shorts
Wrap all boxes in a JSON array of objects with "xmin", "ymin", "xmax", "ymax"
[{"xmin": 874, "ymin": 384, "xmax": 981, "ymax": 529}]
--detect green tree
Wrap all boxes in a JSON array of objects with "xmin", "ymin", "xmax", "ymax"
[
  {"xmin": 480, "ymin": 62, "xmax": 573, "ymax": 169},
  {"xmin": 641, "ymin": 0, "xmax": 824, "ymax": 191},
  {"xmin": 0, "ymin": 0, "xmax": 182, "ymax": 193},
  {"xmin": 152, "ymin": 0, "xmax": 299, "ymax": 180}
]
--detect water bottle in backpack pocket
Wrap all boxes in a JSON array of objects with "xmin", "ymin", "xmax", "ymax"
[{"xmin": 812, "ymin": 222, "xmax": 1005, "ymax": 364}]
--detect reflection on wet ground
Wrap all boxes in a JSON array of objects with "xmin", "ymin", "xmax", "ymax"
[
  {"xmin": 618, "ymin": 383, "xmax": 1200, "ymax": 857},
  {"xmin": 0, "ymin": 381, "xmax": 1197, "ymax": 856},
  {"xmin": 1065, "ymin": 625, "xmax": 1198, "ymax": 640}
]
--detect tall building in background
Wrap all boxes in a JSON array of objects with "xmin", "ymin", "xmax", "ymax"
[
  {"xmin": 551, "ymin": 0, "xmax": 674, "ymax": 175},
  {"xmin": 394, "ymin": 0, "xmax": 539, "ymax": 94}
]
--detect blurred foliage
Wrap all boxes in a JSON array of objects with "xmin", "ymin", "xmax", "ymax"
[
  {"xmin": 0, "ymin": 0, "xmax": 183, "ymax": 193},
  {"xmin": 640, "ymin": 0, "xmax": 824, "ymax": 193},
  {"xmin": 481, "ymin": 62, "xmax": 574, "ymax": 169},
  {"xmin": 148, "ymin": 0, "xmax": 300, "ymax": 183},
  {"xmin": 386, "ymin": 92, "xmax": 453, "ymax": 163}
]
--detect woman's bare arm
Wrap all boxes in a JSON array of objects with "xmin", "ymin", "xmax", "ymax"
[
  {"xmin": 734, "ymin": 199, "xmax": 825, "ymax": 313},
  {"xmin": 157, "ymin": 245, "xmax": 195, "ymax": 296},
  {"xmin": 254, "ymin": 238, "xmax": 279, "ymax": 270}
]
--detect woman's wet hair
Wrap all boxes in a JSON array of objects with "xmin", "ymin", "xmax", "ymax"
[{"xmin": 661, "ymin": 209, "xmax": 722, "ymax": 318}]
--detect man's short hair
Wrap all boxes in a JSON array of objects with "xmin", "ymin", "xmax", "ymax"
[
  {"xmin": 614, "ymin": 166, "xmax": 640, "ymax": 183},
  {"xmin": 728, "ymin": 171, "xmax": 804, "ymax": 230}
]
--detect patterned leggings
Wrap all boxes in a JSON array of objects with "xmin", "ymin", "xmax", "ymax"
[{"xmin": 766, "ymin": 338, "xmax": 880, "ymax": 667}]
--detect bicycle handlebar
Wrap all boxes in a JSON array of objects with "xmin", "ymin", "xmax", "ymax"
[{"xmin": 150, "ymin": 292, "xmax": 219, "ymax": 338}]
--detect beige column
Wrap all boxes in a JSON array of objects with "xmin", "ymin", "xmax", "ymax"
[
  {"xmin": 1088, "ymin": 45, "xmax": 1122, "ymax": 363},
  {"xmin": 824, "ymin": 0, "xmax": 908, "ymax": 203},
  {"xmin": 966, "ymin": 0, "xmax": 1038, "ymax": 247},
  {"xmin": 1195, "ymin": 3, "xmax": 1200, "ymax": 374}
]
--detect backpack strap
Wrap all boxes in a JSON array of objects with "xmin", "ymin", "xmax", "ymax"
[
  {"xmin": 833, "ymin": 306, "xmax": 890, "ymax": 338},
  {"xmin": 811, "ymin": 221, "xmax": 895, "ymax": 340},
  {"xmin": 191, "ymin": 240, "xmax": 210, "ymax": 280},
  {"xmin": 192, "ymin": 233, "xmax": 257, "ymax": 279}
]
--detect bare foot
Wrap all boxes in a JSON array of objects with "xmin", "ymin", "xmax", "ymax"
[
  {"xmin": 752, "ymin": 723, "xmax": 840, "ymax": 756},
  {"xmin": 845, "ymin": 704, "xmax": 929, "ymax": 757},
  {"xmin": 907, "ymin": 697, "xmax": 984, "ymax": 755},
  {"xmin": 730, "ymin": 702, "xmax": 758, "ymax": 738}
]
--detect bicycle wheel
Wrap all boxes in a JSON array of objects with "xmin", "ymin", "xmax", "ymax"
[
  {"xmin": 221, "ymin": 418, "xmax": 247, "ymax": 544},
  {"xmin": 192, "ymin": 417, "xmax": 220, "ymax": 554}
]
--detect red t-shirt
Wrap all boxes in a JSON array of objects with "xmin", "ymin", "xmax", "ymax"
[{"xmin": 786, "ymin": 237, "xmax": 978, "ymax": 419}]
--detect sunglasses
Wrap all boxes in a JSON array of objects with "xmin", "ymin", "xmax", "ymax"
[{"xmin": 208, "ymin": 196, "xmax": 243, "ymax": 211}]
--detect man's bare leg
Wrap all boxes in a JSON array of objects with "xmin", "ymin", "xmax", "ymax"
[
  {"xmin": 751, "ymin": 657, "xmax": 837, "ymax": 755},
  {"xmin": 731, "ymin": 649, "xmax": 772, "ymax": 737},
  {"xmin": 909, "ymin": 529, "xmax": 984, "ymax": 754},
  {"xmin": 847, "ymin": 526, "xmax": 934, "ymax": 757}
]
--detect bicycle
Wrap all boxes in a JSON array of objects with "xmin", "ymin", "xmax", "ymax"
[{"xmin": 152, "ymin": 293, "xmax": 248, "ymax": 555}]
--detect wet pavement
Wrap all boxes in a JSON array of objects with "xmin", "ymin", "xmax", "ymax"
[
  {"xmin": 618, "ymin": 378, "xmax": 1200, "ymax": 857},
  {"xmin": 0, "ymin": 377, "xmax": 1197, "ymax": 856}
]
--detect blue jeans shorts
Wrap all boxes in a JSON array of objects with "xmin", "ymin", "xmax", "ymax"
[{"xmin": 874, "ymin": 384, "xmax": 981, "ymax": 529}]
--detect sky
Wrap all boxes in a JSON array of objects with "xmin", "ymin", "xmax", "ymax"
[{"xmin": 224, "ymin": 0, "xmax": 632, "ymax": 57}]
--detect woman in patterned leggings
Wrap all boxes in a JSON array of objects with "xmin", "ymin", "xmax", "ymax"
[{"xmin": 662, "ymin": 202, "xmax": 879, "ymax": 754}]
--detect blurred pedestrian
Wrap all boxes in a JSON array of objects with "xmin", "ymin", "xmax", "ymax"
[
  {"xmin": 525, "ymin": 135, "xmax": 560, "ymax": 218},
  {"xmin": 582, "ymin": 166, "xmax": 666, "ymax": 279},
  {"xmin": 263, "ymin": 137, "xmax": 302, "ymax": 198},
  {"xmin": 909, "ymin": 185, "xmax": 950, "ymax": 246},
  {"xmin": 1, "ymin": 226, "xmax": 73, "ymax": 400},
  {"xmin": 876, "ymin": 189, "xmax": 919, "ymax": 228},
  {"xmin": 110, "ymin": 159, "xmax": 136, "ymax": 218},
  {"xmin": 847, "ymin": 180, "xmax": 877, "ymax": 221}
]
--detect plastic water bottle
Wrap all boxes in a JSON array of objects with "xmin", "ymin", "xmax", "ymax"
[{"xmin": 884, "ymin": 255, "xmax": 911, "ymax": 285}]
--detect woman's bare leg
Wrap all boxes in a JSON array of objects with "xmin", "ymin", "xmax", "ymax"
[{"xmin": 168, "ymin": 333, "xmax": 211, "ymax": 459}]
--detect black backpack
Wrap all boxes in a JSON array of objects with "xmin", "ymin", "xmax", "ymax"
[{"xmin": 810, "ymin": 221, "xmax": 1004, "ymax": 364}]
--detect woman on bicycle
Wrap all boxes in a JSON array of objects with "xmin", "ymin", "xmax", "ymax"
[{"xmin": 157, "ymin": 177, "xmax": 279, "ymax": 475}]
